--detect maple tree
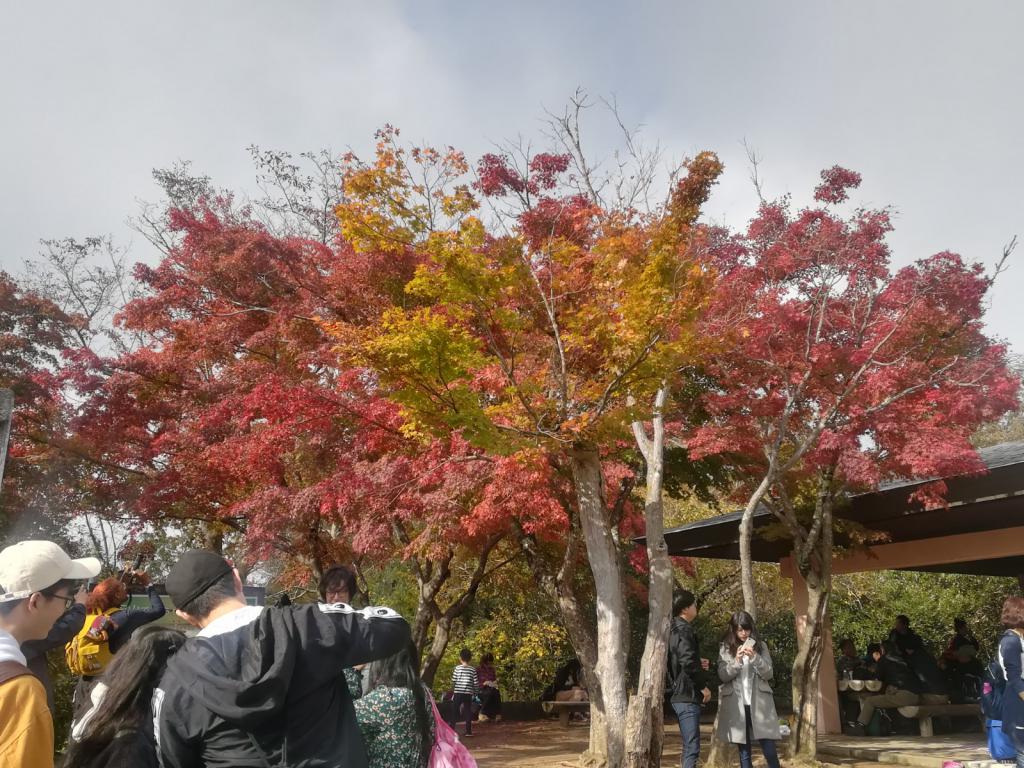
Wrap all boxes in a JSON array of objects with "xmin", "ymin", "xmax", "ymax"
[
  {"xmin": 332, "ymin": 117, "xmax": 722, "ymax": 768},
  {"xmin": 60, "ymin": 174, "xmax": 538, "ymax": 681},
  {"xmin": 0, "ymin": 272, "xmax": 81, "ymax": 540},
  {"xmin": 689, "ymin": 167, "xmax": 1019, "ymax": 757}
]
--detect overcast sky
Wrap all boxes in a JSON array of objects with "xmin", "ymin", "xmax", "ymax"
[{"xmin": 3, "ymin": 1, "xmax": 1022, "ymax": 351}]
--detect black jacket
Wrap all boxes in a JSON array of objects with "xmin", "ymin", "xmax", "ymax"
[
  {"xmin": 907, "ymin": 650, "xmax": 947, "ymax": 696},
  {"xmin": 155, "ymin": 603, "xmax": 410, "ymax": 768},
  {"xmin": 22, "ymin": 602, "xmax": 86, "ymax": 712},
  {"xmin": 878, "ymin": 653, "xmax": 922, "ymax": 694},
  {"xmin": 888, "ymin": 628, "xmax": 924, "ymax": 658},
  {"xmin": 667, "ymin": 616, "xmax": 708, "ymax": 704}
]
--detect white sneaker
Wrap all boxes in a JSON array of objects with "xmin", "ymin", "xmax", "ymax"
[{"xmin": 478, "ymin": 715, "xmax": 490, "ymax": 722}]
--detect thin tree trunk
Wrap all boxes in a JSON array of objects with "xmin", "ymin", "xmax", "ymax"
[
  {"xmin": 571, "ymin": 445, "xmax": 630, "ymax": 768},
  {"xmin": 791, "ymin": 482, "xmax": 834, "ymax": 758},
  {"xmin": 737, "ymin": 473, "xmax": 772, "ymax": 618},
  {"xmin": 791, "ymin": 565, "xmax": 828, "ymax": 758},
  {"xmin": 421, "ymin": 616, "xmax": 452, "ymax": 685},
  {"xmin": 625, "ymin": 387, "xmax": 670, "ymax": 768}
]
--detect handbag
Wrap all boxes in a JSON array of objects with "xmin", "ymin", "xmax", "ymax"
[{"xmin": 428, "ymin": 693, "xmax": 478, "ymax": 768}]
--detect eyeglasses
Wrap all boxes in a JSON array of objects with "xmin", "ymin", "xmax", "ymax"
[{"xmin": 41, "ymin": 591, "xmax": 76, "ymax": 610}]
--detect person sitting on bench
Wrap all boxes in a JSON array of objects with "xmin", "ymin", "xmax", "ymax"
[{"xmin": 848, "ymin": 640, "xmax": 922, "ymax": 735}]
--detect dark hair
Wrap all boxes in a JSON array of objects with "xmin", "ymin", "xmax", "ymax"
[
  {"xmin": 895, "ymin": 614, "xmax": 910, "ymax": 627},
  {"xmin": 61, "ymin": 625, "xmax": 186, "ymax": 767},
  {"xmin": 954, "ymin": 617, "xmax": 967, "ymax": 631},
  {"xmin": 1001, "ymin": 597, "xmax": 1024, "ymax": 630},
  {"xmin": 480, "ymin": 652, "xmax": 494, "ymax": 666},
  {"xmin": 839, "ymin": 637, "xmax": 855, "ymax": 652},
  {"xmin": 459, "ymin": 648, "xmax": 472, "ymax": 663},
  {"xmin": 367, "ymin": 641, "xmax": 431, "ymax": 767},
  {"xmin": 673, "ymin": 590, "xmax": 696, "ymax": 617},
  {"xmin": 0, "ymin": 578, "xmax": 79, "ymax": 617},
  {"xmin": 178, "ymin": 571, "xmax": 236, "ymax": 619},
  {"xmin": 866, "ymin": 642, "xmax": 882, "ymax": 657},
  {"xmin": 318, "ymin": 565, "xmax": 358, "ymax": 603},
  {"xmin": 722, "ymin": 610, "xmax": 758, "ymax": 657}
]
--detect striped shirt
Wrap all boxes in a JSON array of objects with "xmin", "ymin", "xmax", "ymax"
[{"xmin": 452, "ymin": 663, "xmax": 478, "ymax": 694}]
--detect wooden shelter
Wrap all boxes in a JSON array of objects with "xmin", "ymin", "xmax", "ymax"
[{"xmin": 661, "ymin": 440, "xmax": 1024, "ymax": 733}]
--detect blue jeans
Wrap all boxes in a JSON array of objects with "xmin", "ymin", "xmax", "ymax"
[
  {"xmin": 671, "ymin": 701, "xmax": 701, "ymax": 768},
  {"xmin": 737, "ymin": 705, "xmax": 781, "ymax": 768}
]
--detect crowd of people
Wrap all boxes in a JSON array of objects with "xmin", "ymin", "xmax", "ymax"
[
  {"xmin": 0, "ymin": 541, "xmax": 475, "ymax": 768},
  {"xmin": 835, "ymin": 614, "xmax": 989, "ymax": 735},
  {"xmin": 3, "ymin": 536, "xmax": 1023, "ymax": 768},
  {"xmin": 665, "ymin": 591, "xmax": 1024, "ymax": 768}
]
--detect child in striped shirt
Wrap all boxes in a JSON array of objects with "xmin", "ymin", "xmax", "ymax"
[{"xmin": 450, "ymin": 648, "xmax": 478, "ymax": 736}]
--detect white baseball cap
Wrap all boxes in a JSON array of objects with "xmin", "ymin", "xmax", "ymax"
[{"xmin": 0, "ymin": 541, "xmax": 101, "ymax": 603}]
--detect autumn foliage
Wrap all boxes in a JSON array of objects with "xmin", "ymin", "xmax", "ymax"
[{"xmin": 1, "ymin": 120, "xmax": 1017, "ymax": 768}]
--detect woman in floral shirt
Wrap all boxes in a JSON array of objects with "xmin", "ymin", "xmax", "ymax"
[{"xmin": 355, "ymin": 641, "xmax": 435, "ymax": 768}]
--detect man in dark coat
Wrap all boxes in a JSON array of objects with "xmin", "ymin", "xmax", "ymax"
[
  {"xmin": 850, "ymin": 640, "xmax": 922, "ymax": 734},
  {"xmin": 667, "ymin": 590, "xmax": 711, "ymax": 768},
  {"xmin": 155, "ymin": 550, "xmax": 410, "ymax": 768}
]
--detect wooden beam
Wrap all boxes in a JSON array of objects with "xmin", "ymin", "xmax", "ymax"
[{"xmin": 830, "ymin": 526, "xmax": 1024, "ymax": 575}]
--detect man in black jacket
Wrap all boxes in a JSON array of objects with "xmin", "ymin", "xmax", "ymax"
[
  {"xmin": 155, "ymin": 550, "xmax": 410, "ymax": 768},
  {"xmin": 850, "ymin": 640, "xmax": 922, "ymax": 734},
  {"xmin": 667, "ymin": 590, "xmax": 711, "ymax": 768}
]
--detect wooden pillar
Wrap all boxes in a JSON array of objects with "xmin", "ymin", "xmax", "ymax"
[{"xmin": 785, "ymin": 558, "xmax": 842, "ymax": 734}]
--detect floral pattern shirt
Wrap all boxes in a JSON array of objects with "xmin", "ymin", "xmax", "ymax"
[
  {"xmin": 354, "ymin": 686, "xmax": 436, "ymax": 768},
  {"xmin": 344, "ymin": 667, "xmax": 363, "ymax": 700}
]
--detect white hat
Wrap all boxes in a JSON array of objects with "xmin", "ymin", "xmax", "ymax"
[{"xmin": 0, "ymin": 541, "xmax": 101, "ymax": 603}]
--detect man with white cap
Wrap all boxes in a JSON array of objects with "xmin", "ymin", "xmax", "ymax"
[{"xmin": 0, "ymin": 540, "xmax": 100, "ymax": 768}]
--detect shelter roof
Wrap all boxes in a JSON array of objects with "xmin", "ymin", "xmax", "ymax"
[{"xmin": 659, "ymin": 441, "xmax": 1024, "ymax": 576}]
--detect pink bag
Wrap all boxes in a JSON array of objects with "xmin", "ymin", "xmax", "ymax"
[{"xmin": 428, "ymin": 693, "xmax": 478, "ymax": 768}]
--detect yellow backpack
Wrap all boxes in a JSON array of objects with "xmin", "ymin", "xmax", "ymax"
[{"xmin": 65, "ymin": 609, "xmax": 119, "ymax": 676}]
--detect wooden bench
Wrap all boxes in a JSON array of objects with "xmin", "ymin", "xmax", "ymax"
[
  {"xmin": 541, "ymin": 700, "xmax": 589, "ymax": 727},
  {"xmin": 896, "ymin": 703, "xmax": 982, "ymax": 737}
]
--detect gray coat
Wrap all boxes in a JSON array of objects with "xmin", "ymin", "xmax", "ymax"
[{"xmin": 716, "ymin": 641, "xmax": 781, "ymax": 743}]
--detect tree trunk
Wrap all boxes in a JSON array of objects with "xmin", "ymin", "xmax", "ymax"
[
  {"xmin": 790, "ymin": 483, "xmax": 835, "ymax": 759},
  {"xmin": 515, "ymin": 516, "xmax": 607, "ymax": 763},
  {"xmin": 790, "ymin": 564, "xmax": 829, "ymax": 758},
  {"xmin": 412, "ymin": 599, "xmax": 435, "ymax": 664},
  {"xmin": 421, "ymin": 616, "xmax": 452, "ymax": 686},
  {"xmin": 737, "ymin": 473, "xmax": 771, "ymax": 618},
  {"xmin": 625, "ymin": 387, "xmax": 670, "ymax": 768},
  {"xmin": 571, "ymin": 445, "xmax": 630, "ymax": 768}
]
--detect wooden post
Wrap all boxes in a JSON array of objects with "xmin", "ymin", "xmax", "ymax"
[{"xmin": 783, "ymin": 557, "xmax": 842, "ymax": 734}]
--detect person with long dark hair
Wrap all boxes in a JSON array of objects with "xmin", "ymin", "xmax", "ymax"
[
  {"xmin": 717, "ymin": 611, "xmax": 781, "ymax": 768},
  {"xmin": 354, "ymin": 640, "xmax": 435, "ymax": 768},
  {"xmin": 64, "ymin": 625, "xmax": 186, "ymax": 768}
]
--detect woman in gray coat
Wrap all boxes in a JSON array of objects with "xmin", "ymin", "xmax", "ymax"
[{"xmin": 717, "ymin": 611, "xmax": 781, "ymax": 768}]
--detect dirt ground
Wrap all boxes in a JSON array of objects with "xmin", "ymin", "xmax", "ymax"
[{"xmin": 467, "ymin": 720, "xmax": 906, "ymax": 768}]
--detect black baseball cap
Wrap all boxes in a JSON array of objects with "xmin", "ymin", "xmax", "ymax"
[{"xmin": 166, "ymin": 549, "xmax": 233, "ymax": 610}]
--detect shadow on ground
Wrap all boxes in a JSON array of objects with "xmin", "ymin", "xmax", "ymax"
[{"xmin": 468, "ymin": 720, "xmax": 930, "ymax": 768}]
